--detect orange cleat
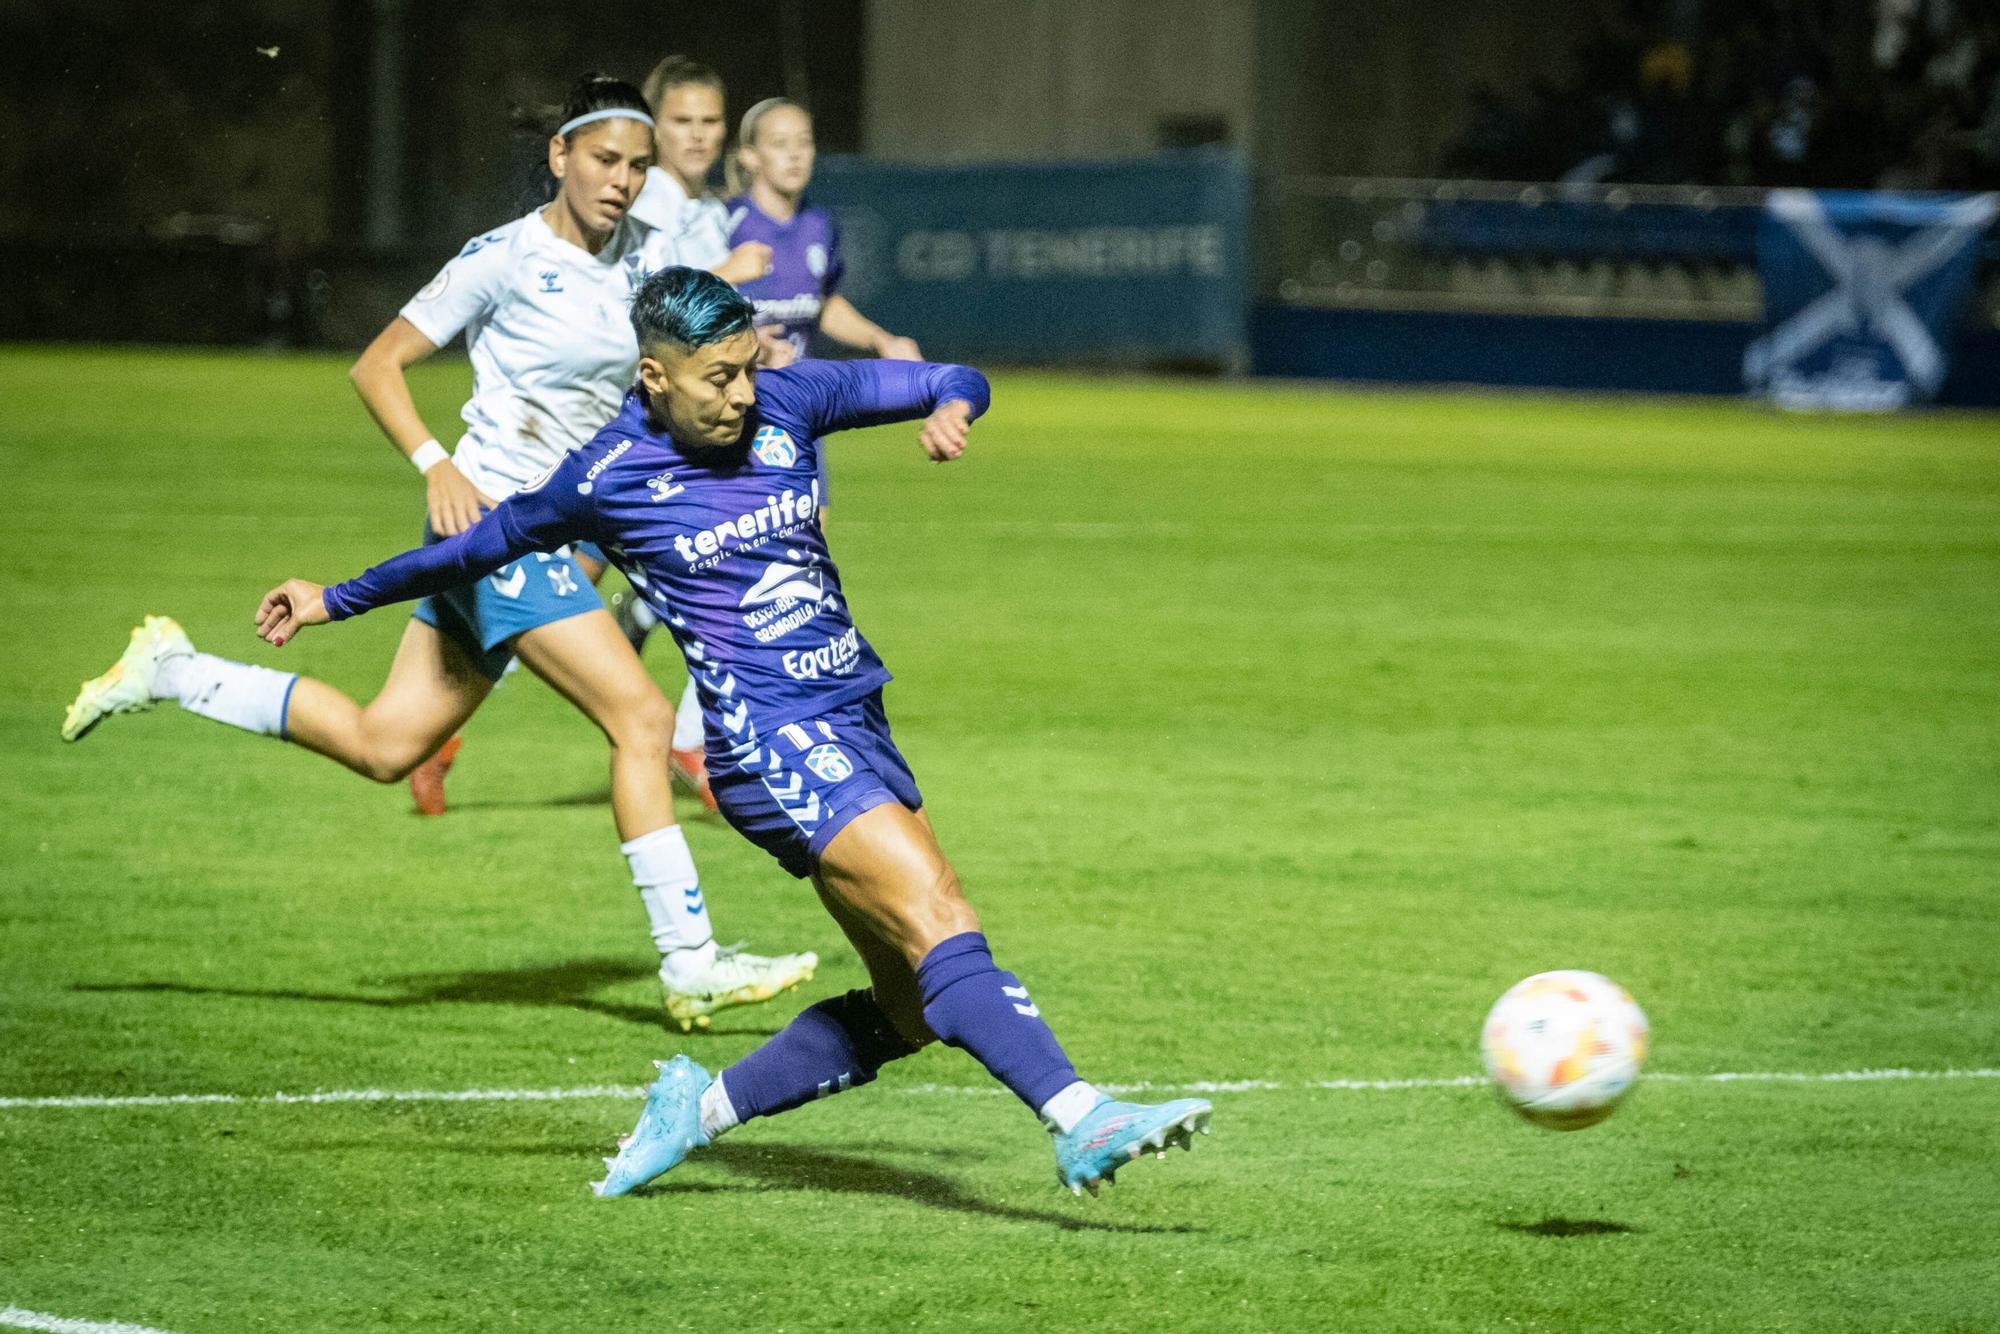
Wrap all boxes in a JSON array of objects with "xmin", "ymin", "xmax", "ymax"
[
  {"xmin": 410, "ymin": 734, "xmax": 463, "ymax": 816},
  {"xmin": 670, "ymin": 745, "xmax": 718, "ymax": 813}
]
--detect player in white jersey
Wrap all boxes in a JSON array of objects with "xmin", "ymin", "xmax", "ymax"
[
  {"xmin": 632, "ymin": 56, "xmax": 766, "ymax": 286},
  {"xmin": 62, "ymin": 75, "xmax": 816, "ymax": 1032},
  {"xmin": 412, "ymin": 58, "xmax": 765, "ymax": 815}
]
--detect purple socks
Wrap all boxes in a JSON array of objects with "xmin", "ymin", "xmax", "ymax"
[
  {"xmin": 720, "ymin": 989, "xmax": 918, "ymax": 1122},
  {"xmin": 916, "ymin": 931, "xmax": 1080, "ymax": 1112},
  {"xmin": 715, "ymin": 933, "xmax": 1081, "ymax": 1127}
]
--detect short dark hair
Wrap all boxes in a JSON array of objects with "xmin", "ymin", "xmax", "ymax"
[
  {"xmin": 555, "ymin": 72, "xmax": 651, "ymax": 141},
  {"xmin": 642, "ymin": 55, "xmax": 725, "ymax": 112},
  {"xmin": 630, "ymin": 266, "xmax": 755, "ymax": 353}
]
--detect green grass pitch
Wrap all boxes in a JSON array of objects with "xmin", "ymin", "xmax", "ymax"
[{"xmin": 2, "ymin": 346, "xmax": 1997, "ymax": 1331}]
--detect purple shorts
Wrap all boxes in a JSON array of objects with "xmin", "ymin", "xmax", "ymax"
[{"xmin": 708, "ymin": 690, "xmax": 922, "ymax": 879}]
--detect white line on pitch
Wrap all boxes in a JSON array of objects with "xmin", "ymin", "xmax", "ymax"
[
  {"xmin": 0, "ymin": 1068, "xmax": 1993, "ymax": 1112},
  {"xmin": 0, "ymin": 1307, "xmax": 177, "ymax": 1334}
]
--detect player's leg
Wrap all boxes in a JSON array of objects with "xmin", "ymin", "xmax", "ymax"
[
  {"xmin": 668, "ymin": 678, "xmax": 713, "ymax": 810},
  {"xmin": 599, "ymin": 804, "xmax": 1211, "ymax": 1197},
  {"xmin": 281, "ymin": 620, "xmax": 492, "ymax": 781},
  {"xmin": 598, "ymin": 698, "xmax": 1211, "ymax": 1197},
  {"xmin": 689, "ymin": 877, "xmax": 932, "ymax": 1145},
  {"xmin": 62, "ymin": 613, "xmax": 488, "ymax": 785},
  {"xmin": 509, "ymin": 608, "xmax": 815, "ymax": 1029},
  {"xmin": 815, "ymin": 805, "xmax": 1213, "ymax": 1194},
  {"xmin": 596, "ymin": 869, "xmax": 924, "ymax": 1197}
]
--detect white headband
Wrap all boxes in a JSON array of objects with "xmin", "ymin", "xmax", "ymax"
[{"xmin": 557, "ymin": 107, "xmax": 655, "ymax": 138}]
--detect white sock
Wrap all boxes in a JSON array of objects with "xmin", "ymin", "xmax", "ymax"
[
  {"xmin": 671, "ymin": 678, "xmax": 703, "ymax": 751},
  {"xmin": 699, "ymin": 1074, "xmax": 741, "ymax": 1141},
  {"xmin": 623, "ymin": 824, "xmax": 716, "ymax": 961},
  {"xmin": 1038, "ymin": 1080, "xmax": 1104, "ymax": 1136},
  {"xmin": 152, "ymin": 652, "xmax": 296, "ymax": 738},
  {"xmin": 631, "ymin": 598, "xmax": 661, "ymax": 633}
]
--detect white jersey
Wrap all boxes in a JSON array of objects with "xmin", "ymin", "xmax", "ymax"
[
  {"xmin": 399, "ymin": 207, "xmax": 687, "ymax": 501},
  {"xmin": 629, "ymin": 167, "xmax": 732, "ymax": 270}
]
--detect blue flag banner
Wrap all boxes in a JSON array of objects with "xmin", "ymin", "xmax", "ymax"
[
  {"xmin": 1745, "ymin": 190, "xmax": 1998, "ymax": 410},
  {"xmin": 806, "ymin": 150, "xmax": 1249, "ymax": 367}
]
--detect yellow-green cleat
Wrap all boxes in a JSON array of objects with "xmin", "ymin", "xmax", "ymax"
[
  {"xmin": 62, "ymin": 615, "xmax": 194, "ymax": 742},
  {"xmin": 660, "ymin": 944, "xmax": 818, "ymax": 1032}
]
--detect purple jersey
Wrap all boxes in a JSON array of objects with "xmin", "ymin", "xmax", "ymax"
[
  {"xmin": 726, "ymin": 196, "xmax": 842, "ymax": 359},
  {"xmin": 322, "ymin": 359, "xmax": 989, "ymax": 739}
]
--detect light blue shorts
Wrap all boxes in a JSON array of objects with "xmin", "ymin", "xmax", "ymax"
[{"xmin": 410, "ymin": 521, "xmax": 604, "ymax": 681}]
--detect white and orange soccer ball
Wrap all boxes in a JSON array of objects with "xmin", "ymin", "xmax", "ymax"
[{"xmin": 1480, "ymin": 970, "xmax": 1649, "ymax": 1131}]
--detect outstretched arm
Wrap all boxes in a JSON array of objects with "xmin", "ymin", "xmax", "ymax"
[
  {"xmin": 775, "ymin": 358, "xmax": 991, "ymax": 438},
  {"xmin": 254, "ymin": 449, "xmax": 601, "ymax": 645},
  {"xmin": 255, "ymin": 506, "xmax": 537, "ymax": 646}
]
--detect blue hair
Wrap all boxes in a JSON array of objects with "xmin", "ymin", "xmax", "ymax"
[{"xmin": 629, "ymin": 266, "xmax": 756, "ymax": 353}]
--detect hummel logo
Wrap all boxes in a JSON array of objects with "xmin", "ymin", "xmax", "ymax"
[
  {"xmin": 646, "ymin": 471, "xmax": 684, "ymax": 502},
  {"xmin": 489, "ymin": 565, "xmax": 527, "ymax": 598},
  {"xmin": 1003, "ymin": 984, "xmax": 1040, "ymax": 1018}
]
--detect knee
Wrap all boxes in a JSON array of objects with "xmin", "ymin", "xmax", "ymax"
[
  {"xmin": 356, "ymin": 735, "xmax": 437, "ymax": 784},
  {"xmin": 605, "ymin": 692, "xmax": 674, "ymax": 757},
  {"xmin": 892, "ymin": 862, "xmax": 981, "ymax": 965}
]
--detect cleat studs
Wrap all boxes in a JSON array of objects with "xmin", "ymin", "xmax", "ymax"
[
  {"xmin": 603, "ymin": 1157, "xmax": 617, "ymax": 1170},
  {"xmin": 590, "ymin": 1180, "xmax": 607, "ymax": 1195},
  {"xmin": 652, "ymin": 1060, "xmax": 665, "ymax": 1070},
  {"xmin": 617, "ymin": 1135, "xmax": 633, "ymax": 1150},
  {"xmin": 1156, "ymin": 1151, "xmax": 1167, "ymax": 1160}
]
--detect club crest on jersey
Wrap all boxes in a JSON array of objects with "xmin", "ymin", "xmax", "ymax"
[
  {"xmin": 646, "ymin": 471, "xmax": 684, "ymax": 502},
  {"xmin": 751, "ymin": 426, "xmax": 797, "ymax": 467},
  {"xmin": 804, "ymin": 744, "xmax": 853, "ymax": 783},
  {"xmin": 807, "ymin": 243, "xmax": 829, "ymax": 278}
]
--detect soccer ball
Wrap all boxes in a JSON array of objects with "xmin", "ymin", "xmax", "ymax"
[{"xmin": 1480, "ymin": 970, "xmax": 1649, "ymax": 1131}]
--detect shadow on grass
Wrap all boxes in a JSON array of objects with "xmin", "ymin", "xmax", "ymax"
[
  {"xmin": 443, "ymin": 786, "xmax": 613, "ymax": 810},
  {"xmin": 635, "ymin": 1140, "xmax": 1204, "ymax": 1235},
  {"xmin": 445, "ymin": 787, "xmax": 725, "ymax": 825},
  {"xmin": 1497, "ymin": 1218, "xmax": 1639, "ymax": 1238},
  {"xmin": 73, "ymin": 958, "xmax": 776, "ymax": 1036}
]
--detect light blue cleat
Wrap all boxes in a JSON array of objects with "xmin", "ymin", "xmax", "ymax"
[
  {"xmin": 1053, "ymin": 1096, "xmax": 1213, "ymax": 1197},
  {"xmin": 592, "ymin": 1055, "xmax": 712, "ymax": 1198}
]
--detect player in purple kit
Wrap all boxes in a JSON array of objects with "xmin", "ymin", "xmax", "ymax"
[
  {"xmin": 724, "ymin": 98, "xmax": 921, "ymax": 369},
  {"xmin": 252, "ymin": 266, "xmax": 1215, "ymax": 1198}
]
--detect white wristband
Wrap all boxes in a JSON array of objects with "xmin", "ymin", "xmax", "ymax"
[{"xmin": 411, "ymin": 439, "xmax": 449, "ymax": 475}]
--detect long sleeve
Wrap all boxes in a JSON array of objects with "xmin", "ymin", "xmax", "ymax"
[
  {"xmin": 765, "ymin": 359, "xmax": 991, "ymax": 437},
  {"xmin": 322, "ymin": 449, "xmax": 601, "ymax": 621}
]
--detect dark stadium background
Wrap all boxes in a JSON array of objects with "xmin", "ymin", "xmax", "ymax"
[{"xmin": 9, "ymin": 0, "xmax": 1993, "ymax": 389}]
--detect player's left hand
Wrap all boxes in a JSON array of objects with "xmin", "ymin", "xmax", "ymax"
[
  {"xmin": 876, "ymin": 334, "xmax": 923, "ymax": 361},
  {"xmin": 256, "ymin": 578, "xmax": 329, "ymax": 647},
  {"xmin": 918, "ymin": 400, "xmax": 973, "ymax": 462}
]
